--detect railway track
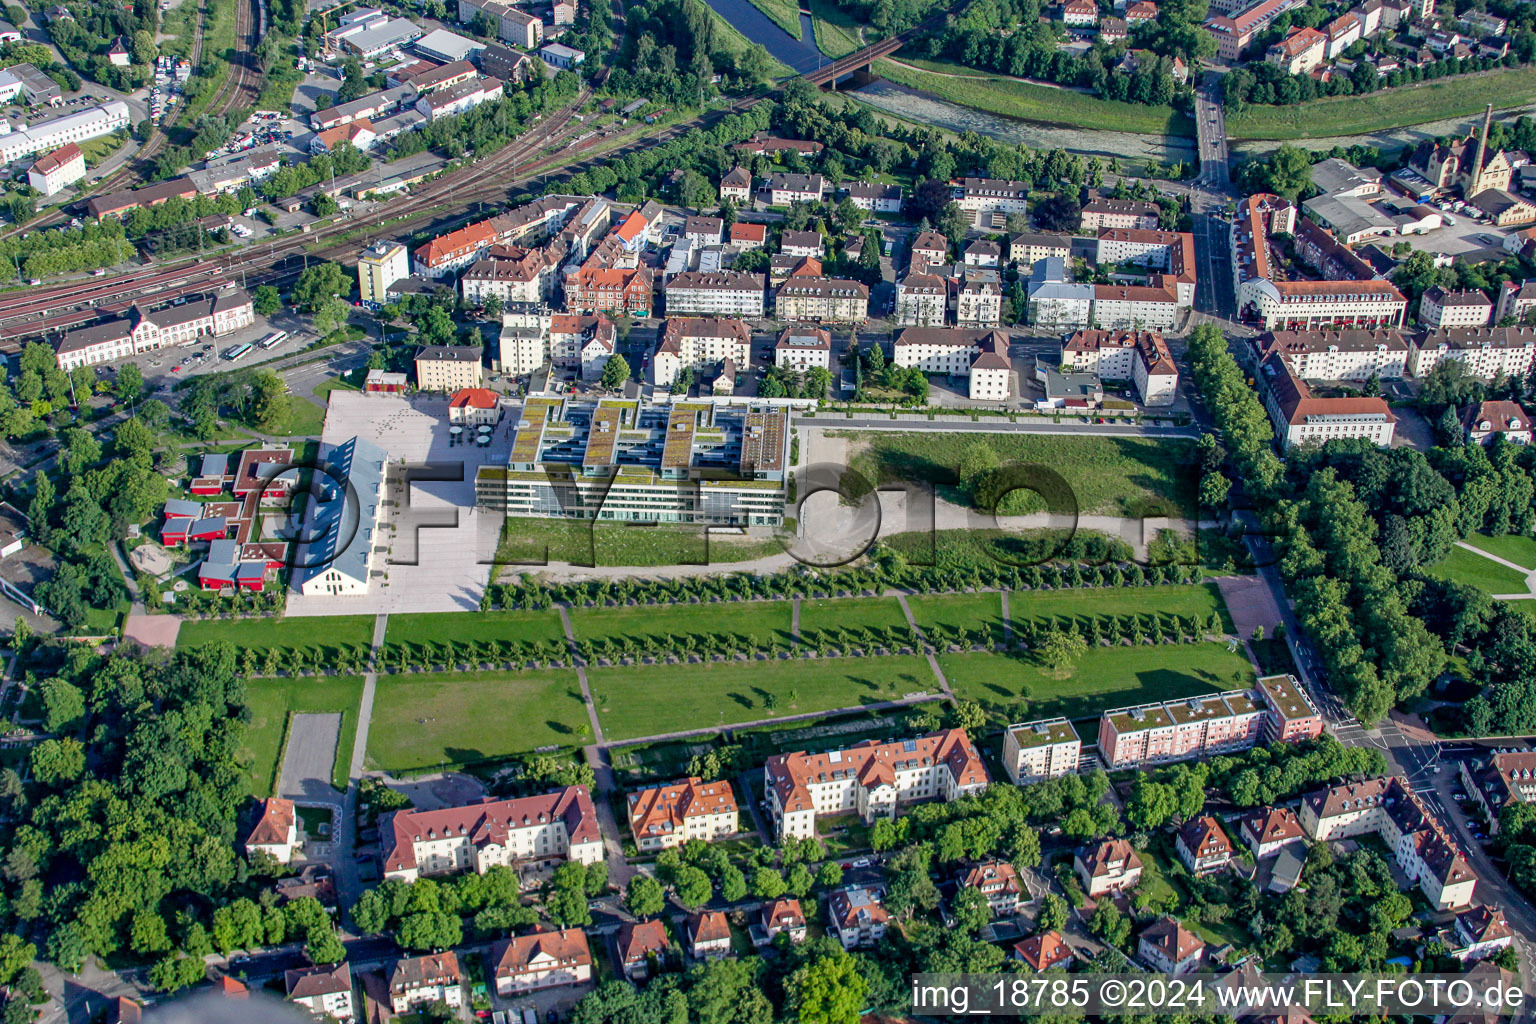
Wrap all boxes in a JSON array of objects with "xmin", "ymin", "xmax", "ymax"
[{"xmin": 206, "ymin": 0, "xmax": 264, "ymax": 120}]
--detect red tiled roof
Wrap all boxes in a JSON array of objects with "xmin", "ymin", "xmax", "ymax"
[{"xmin": 450, "ymin": 388, "xmax": 498, "ymax": 410}]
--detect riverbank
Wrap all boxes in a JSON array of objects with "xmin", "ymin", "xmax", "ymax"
[
  {"xmin": 848, "ymin": 79, "xmax": 1198, "ymax": 164},
  {"xmin": 876, "ymin": 56, "xmax": 1197, "ymax": 136},
  {"xmin": 1225, "ymin": 67, "xmax": 1536, "ymax": 139},
  {"xmin": 744, "ymin": 0, "xmax": 803, "ymax": 38},
  {"xmin": 810, "ymin": 0, "xmax": 862, "ymax": 56},
  {"xmin": 701, "ymin": 0, "xmax": 800, "ymax": 76}
]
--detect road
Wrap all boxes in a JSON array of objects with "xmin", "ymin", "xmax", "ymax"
[
  {"xmin": 1193, "ymin": 72, "xmax": 1231, "ymax": 190},
  {"xmin": 825, "ymin": 416, "xmax": 1198, "ymax": 437}
]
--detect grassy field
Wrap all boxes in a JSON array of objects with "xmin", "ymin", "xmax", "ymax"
[
  {"xmin": 1226, "ymin": 69, "xmax": 1536, "ymax": 140},
  {"xmin": 798, "ymin": 596, "xmax": 911, "ymax": 634},
  {"xmin": 242, "ymin": 675, "xmax": 363, "ymax": 796},
  {"xmin": 941, "ymin": 642, "xmax": 1254, "ymax": 724},
  {"xmin": 366, "ymin": 670, "xmax": 591, "ymax": 771},
  {"xmin": 276, "ymin": 398, "xmax": 327, "ymax": 437},
  {"xmin": 744, "ymin": 0, "xmax": 803, "ymax": 37},
  {"xmin": 810, "ymin": 0, "xmax": 862, "ymax": 56},
  {"xmin": 496, "ymin": 518, "xmax": 786, "ymax": 569},
  {"xmin": 908, "ymin": 592, "xmax": 1006, "ymax": 644},
  {"xmin": 876, "ymin": 57, "xmax": 1195, "ymax": 137},
  {"xmin": 573, "ymin": 602, "xmax": 794, "ymax": 644},
  {"xmin": 842, "ymin": 431, "xmax": 1197, "ymax": 517},
  {"xmin": 386, "ymin": 610, "xmax": 568, "ymax": 647},
  {"xmin": 587, "ymin": 655, "xmax": 939, "ymax": 741},
  {"xmin": 179, "ymin": 615, "xmax": 376, "ymax": 654},
  {"xmin": 78, "ymin": 132, "xmax": 128, "ymax": 168},
  {"xmin": 1009, "ymin": 582, "xmax": 1231, "ymax": 632},
  {"xmin": 1463, "ymin": 533, "xmax": 1536, "ymax": 572},
  {"xmin": 1427, "ymin": 545, "xmax": 1531, "ymax": 596}
]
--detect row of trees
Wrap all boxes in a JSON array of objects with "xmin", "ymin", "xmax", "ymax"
[
  {"xmin": 492, "ymin": 555, "xmax": 1207, "ymax": 611},
  {"xmin": 1225, "ymin": 44, "xmax": 1533, "ymax": 111}
]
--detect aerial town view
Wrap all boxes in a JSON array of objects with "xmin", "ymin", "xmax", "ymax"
[{"xmin": 4, "ymin": 0, "xmax": 1536, "ymax": 1014}]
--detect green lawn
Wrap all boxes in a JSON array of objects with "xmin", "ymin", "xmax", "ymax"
[
  {"xmin": 1463, "ymin": 533, "xmax": 1536, "ymax": 572},
  {"xmin": 496, "ymin": 518, "xmax": 787, "ymax": 568},
  {"xmin": 940, "ymin": 642, "xmax": 1254, "ymax": 725},
  {"xmin": 842, "ymin": 431, "xmax": 1197, "ymax": 518},
  {"xmin": 798, "ymin": 596, "xmax": 911, "ymax": 634},
  {"xmin": 179, "ymin": 615, "xmax": 376, "ymax": 655},
  {"xmin": 809, "ymin": 0, "xmax": 862, "ymax": 56},
  {"xmin": 587, "ymin": 655, "xmax": 939, "ymax": 741},
  {"xmin": 573, "ymin": 602, "xmax": 794, "ymax": 645},
  {"xmin": 875, "ymin": 57, "xmax": 1195, "ymax": 137},
  {"xmin": 242, "ymin": 675, "xmax": 364, "ymax": 796},
  {"xmin": 1227, "ymin": 69, "xmax": 1536, "ymax": 140},
  {"xmin": 744, "ymin": 0, "xmax": 803, "ymax": 37},
  {"xmin": 908, "ymin": 592, "xmax": 1006, "ymax": 644},
  {"xmin": 277, "ymin": 397, "xmax": 327, "ymax": 437},
  {"xmin": 1427, "ymin": 545, "xmax": 1531, "ymax": 596},
  {"xmin": 1009, "ymin": 583, "xmax": 1232, "ymax": 633},
  {"xmin": 366, "ymin": 670, "xmax": 591, "ymax": 771},
  {"xmin": 386, "ymin": 610, "xmax": 568, "ymax": 647}
]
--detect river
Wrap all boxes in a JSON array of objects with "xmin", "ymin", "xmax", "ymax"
[
  {"xmin": 701, "ymin": 0, "xmax": 825, "ymax": 74},
  {"xmin": 849, "ymin": 79, "xmax": 1200, "ymax": 165}
]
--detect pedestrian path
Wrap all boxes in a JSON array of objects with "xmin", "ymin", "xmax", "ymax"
[{"xmin": 1453, "ymin": 540, "xmax": 1536, "ymax": 600}]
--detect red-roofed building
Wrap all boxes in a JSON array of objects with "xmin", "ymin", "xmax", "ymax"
[
  {"xmin": 448, "ymin": 387, "xmax": 502, "ymax": 426},
  {"xmin": 568, "ymin": 266, "xmax": 653, "ymax": 317},
  {"xmin": 760, "ymin": 898, "xmax": 807, "ymax": 944},
  {"xmin": 617, "ymin": 920, "xmax": 671, "ymax": 979},
  {"xmin": 381, "ymin": 787, "xmax": 603, "ymax": 882},
  {"xmin": 1176, "ymin": 815, "xmax": 1234, "ymax": 875},
  {"xmin": 491, "ymin": 929, "xmax": 591, "ymax": 995},
  {"xmin": 687, "ymin": 911, "xmax": 732, "ymax": 959},
  {"xmin": 1139, "ymin": 917, "xmax": 1205, "ymax": 974},
  {"xmin": 764, "ymin": 729, "xmax": 988, "ymax": 839},
  {"xmin": 312, "ymin": 118, "xmax": 376, "ymax": 154},
  {"xmin": 958, "ymin": 860, "xmax": 1023, "ymax": 916},
  {"xmin": 628, "ymin": 777, "xmax": 739, "ymax": 851},
  {"xmin": 728, "ymin": 222, "xmax": 767, "ymax": 250},
  {"xmin": 1014, "ymin": 931, "xmax": 1074, "ymax": 971},
  {"xmin": 1266, "ymin": 26, "xmax": 1326, "ymax": 73}
]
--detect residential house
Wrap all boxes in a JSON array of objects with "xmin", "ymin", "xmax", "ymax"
[
  {"xmin": 244, "ymin": 797, "xmax": 298, "ymax": 864},
  {"xmin": 910, "ymin": 230, "xmax": 949, "ymax": 267},
  {"xmin": 389, "ymin": 953, "xmax": 462, "ymax": 1015},
  {"xmin": 959, "ymin": 860, "xmax": 1023, "ymax": 916},
  {"xmin": 1010, "ymin": 232, "xmax": 1071, "ymax": 266},
  {"xmin": 448, "ymin": 388, "xmax": 502, "ymax": 427},
  {"xmin": 774, "ymin": 326, "xmax": 832, "ymax": 371},
  {"xmin": 683, "ymin": 216, "xmax": 724, "ymax": 247},
  {"xmin": 665, "ymin": 271, "xmax": 766, "ymax": 318},
  {"xmin": 616, "ymin": 920, "xmax": 671, "ymax": 980},
  {"xmin": 415, "ymin": 345, "xmax": 485, "ymax": 392},
  {"xmin": 687, "ymin": 911, "xmax": 732, "ymax": 959},
  {"xmin": 827, "ymin": 888, "xmax": 889, "ymax": 949},
  {"xmin": 626, "ymin": 777, "xmax": 739, "ymax": 851},
  {"xmin": 765, "ymin": 173, "xmax": 827, "ymax": 205},
  {"xmin": 1463, "ymin": 399, "xmax": 1533, "ymax": 445},
  {"xmin": 895, "ymin": 273, "xmax": 947, "ymax": 327},
  {"xmin": 287, "ymin": 963, "xmax": 355, "ymax": 1022},
  {"xmin": 840, "ymin": 181, "xmax": 903, "ymax": 212},
  {"xmin": 490, "ymin": 929, "xmax": 592, "ymax": 995},
  {"xmin": 1454, "ymin": 906, "xmax": 1514, "ymax": 962},
  {"xmin": 761, "ymin": 899, "xmax": 807, "ymax": 944},
  {"xmin": 1014, "ymin": 931, "xmax": 1074, "ymax": 971},
  {"xmin": 1176, "ymin": 815, "xmax": 1234, "ymax": 875},
  {"xmin": 1075, "ymin": 839, "xmax": 1143, "ymax": 896},
  {"xmin": 1462, "ymin": 750, "xmax": 1536, "ymax": 832},
  {"xmin": 720, "ymin": 167, "xmax": 753, "ymax": 203},
  {"xmin": 1138, "ymin": 917, "xmax": 1205, "ymax": 974},
  {"xmin": 1240, "ymin": 806, "xmax": 1307, "ymax": 859},
  {"xmin": 781, "ymin": 229, "xmax": 823, "ymax": 258}
]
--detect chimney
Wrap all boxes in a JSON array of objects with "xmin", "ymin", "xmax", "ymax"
[{"xmin": 1470, "ymin": 103, "xmax": 1493, "ymax": 193}]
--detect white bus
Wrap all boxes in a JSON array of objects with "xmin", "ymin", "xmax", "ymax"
[
  {"xmin": 259, "ymin": 330, "xmax": 288, "ymax": 349},
  {"xmin": 222, "ymin": 342, "xmax": 253, "ymax": 361}
]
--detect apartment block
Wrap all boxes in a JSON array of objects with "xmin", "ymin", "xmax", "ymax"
[
  {"xmin": 1251, "ymin": 328, "xmax": 1409, "ymax": 381},
  {"xmin": 665, "ymin": 271, "xmax": 766, "ymax": 318},
  {"xmin": 1098, "ymin": 690, "xmax": 1264, "ymax": 769},
  {"xmin": 627, "ymin": 777, "xmax": 739, "ymax": 851},
  {"xmin": 1460, "ymin": 751, "xmax": 1536, "ymax": 833},
  {"xmin": 1257, "ymin": 674, "xmax": 1324, "ymax": 743},
  {"xmin": 1002, "ymin": 717, "xmax": 1081, "ymax": 784},
  {"xmin": 381, "ymin": 787, "xmax": 604, "ymax": 881},
  {"xmin": 415, "ymin": 345, "xmax": 484, "ymax": 392},
  {"xmin": 1080, "ymin": 197, "xmax": 1160, "ymax": 232},
  {"xmin": 950, "ymin": 176, "xmax": 1030, "ymax": 224},
  {"xmin": 774, "ymin": 325, "xmax": 832, "ymax": 371},
  {"xmin": 1410, "ymin": 327, "xmax": 1536, "ymax": 380},
  {"xmin": 1300, "ymin": 776, "xmax": 1477, "ymax": 910},
  {"xmin": 775, "ymin": 278, "xmax": 869, "ymax": 323},
  {"xmin": 892, "ymin": 327, "xmax": 1012, "ymax": 401},
  {"xmin": 1259, "ymin": 353, "xmax": 1396, "ymax": 450},
  {"xmin": 653, "ymin": 317, "xmax": 751, "ymax": 387},
  {"xmin": 764, "ymin": 730, "xmax": 988, "ymax": 839},
  {"xmin": 895, "ymin": 273, "xmax": 947, "ymax": 327},
  {"xmin": 827, "ymin": 888, "xmax": 888, "ymax": 949},
  {"xmin": 1420, "ymin": 287, "xmax": 1493, "ymax": 330},
  {"xmin": 389, "ymin": 953, "xmax": 462, "ymax": 1015},
  {"xmin": 1009, "ymin": 231, "xmax": 1072, "ymax": 266},
  {"xmin": 358, "ymin": 240, "xmax": 409, "ymax": 310},
  {"xmin": 1094, "ymin": 228, "xmax": 1197, "ymax": 305}
]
